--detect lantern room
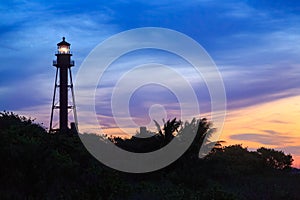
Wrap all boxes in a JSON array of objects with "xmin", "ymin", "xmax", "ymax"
[{"xmin": 57, "ymin": 37, "xmax": 71, "ymax": 54}]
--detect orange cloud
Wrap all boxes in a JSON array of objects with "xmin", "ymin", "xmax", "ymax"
[{"xmin": 220, "ymin": 95, "xmax": 300, "ymax": 167}]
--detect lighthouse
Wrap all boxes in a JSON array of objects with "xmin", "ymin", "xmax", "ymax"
[{"xmin": 49, "ymin": 37, "xmax": 78, "ymax": 133}]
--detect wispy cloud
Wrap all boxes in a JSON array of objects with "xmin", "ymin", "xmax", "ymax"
[
  {"xmin": 0, "ymin": 0, "xmax": 117, "ymax": 113},
  {"xmin": 229, "ymin": 131, "xmax": 297, "ymax": 146}
]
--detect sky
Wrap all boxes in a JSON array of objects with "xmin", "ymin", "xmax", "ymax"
[{"xmin": 0, "ymin": 0, "xmax": 300, "ymax": 167}]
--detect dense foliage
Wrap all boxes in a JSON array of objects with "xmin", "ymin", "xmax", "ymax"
[{"xmin": 0, "ymin": 111, "xmax": 299, "ymax": 200}]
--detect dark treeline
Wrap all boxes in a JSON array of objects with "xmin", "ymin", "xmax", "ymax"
[{"xmin": 0, "ymin": 111, "xmax": 299, "ymax": 200}]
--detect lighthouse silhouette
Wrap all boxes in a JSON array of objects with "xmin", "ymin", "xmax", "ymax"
[{"xmin": 49, "ymin": 37, "xmax": 78, "ymax": 133}]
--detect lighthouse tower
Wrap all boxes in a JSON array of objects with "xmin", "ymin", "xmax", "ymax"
[{"xmin": 49, "ymin": 37, "xmax": 78, "ymax": 133}]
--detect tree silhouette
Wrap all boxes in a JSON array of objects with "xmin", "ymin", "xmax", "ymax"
[
  {"xmin": 1, "ymin": 111, "xmax": 299, "ymax": 200},
  {"xmin": 111, "ymin": 117, "xmax": 212, "ymax": 159},
  {"xmin": 257, "ymin": 147, "xmax": 293, "ymax": 170}
]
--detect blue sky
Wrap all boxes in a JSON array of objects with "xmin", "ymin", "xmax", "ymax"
[
  {"xmin": 1, "ymin": 0, "xmax": 299, "ymax": 110},
  {"xmin": 1, "ymin": 1, "xmax": 300, "ymax": 162}
]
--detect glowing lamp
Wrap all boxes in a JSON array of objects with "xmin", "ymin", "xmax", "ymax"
[
  {"xmin": 57, "ymin": 37, "xmax": 70, "ymax": 54},
  {"xmin": 59, "ymin": 45, "xmax": 69, "ymax": 53}
]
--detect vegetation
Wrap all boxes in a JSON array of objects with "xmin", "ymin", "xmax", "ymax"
[{"xmin": 0, "ymin": 111, "xmax": 299, "ymax": 199}]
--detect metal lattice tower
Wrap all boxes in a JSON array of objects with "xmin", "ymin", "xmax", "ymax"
[{"xmin": 49, "ymin": 37, "xmax": 78, "ymax": 133}]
